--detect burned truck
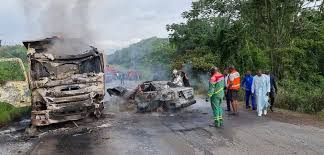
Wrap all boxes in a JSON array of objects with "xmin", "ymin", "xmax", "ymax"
[
  {"xmin": 108, "ymin": 81, "xmax": 196, "ymax": 112},
  {"xmin": 23, "ymin": 37, "xmax": 105, "ymax": 126}
]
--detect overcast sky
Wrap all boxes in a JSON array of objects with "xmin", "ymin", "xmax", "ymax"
[{"xmin": 0, "ymin": 0, "xmax": 192, "ymax": 53}]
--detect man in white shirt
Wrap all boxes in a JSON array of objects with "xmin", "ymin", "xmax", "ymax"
[
  {"xmin": 252, "ymin": 70, "xmax": 270, "ymax": 116},
  {"xmin": 224, "ymin": 68, "xmax": 231, "ymax": 112}
]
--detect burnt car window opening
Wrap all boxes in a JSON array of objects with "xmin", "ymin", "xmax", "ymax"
[
  {"xmin": 80, "ymin": 56, "xmax": 101, "ymax": 74},
  {"xmin": 30, "ymin": 56, "xmax": 102, "ymax": 80}
]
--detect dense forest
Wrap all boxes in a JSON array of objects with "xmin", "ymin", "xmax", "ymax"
[{"xmin": 111, "ymin": 0, "xmax": 324, "ymax": 114}]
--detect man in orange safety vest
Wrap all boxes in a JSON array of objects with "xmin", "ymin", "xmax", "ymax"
[{"xmin": 227, "ymin": 65, "xmax": 240, "ymax": 115}]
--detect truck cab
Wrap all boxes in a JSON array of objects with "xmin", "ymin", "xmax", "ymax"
[{"xmin": 23, "ymin": 37, "xmax": 105, "ymax": 126}]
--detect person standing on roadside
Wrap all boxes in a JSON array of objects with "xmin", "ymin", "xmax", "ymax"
[
  {"xmin": 180, "ymin": 70, "xmax": 191, "ymax": 87},
  {"xmin": 241, "ymin": 71, "xmax": 256, "ymax": 110},
  {"xmin": 207, "ymin": 67, "xmax": 225, "ymax": 127},
  {"xmin": 224, "ymin": 68, "xmax": 231, "ymax": 112},
  {"xmin": 179, "ymin": 64, "xmax": 191, "ymax": 87},
  {"xmin": 227, "ymin": 65, "xmax": 241, "ymax": 115},
  {"xmin": 266, "ymin": 72, "xmax": 278, "ymax": 112},
  {"xmin": 120, "ymin": 73, "xmax": 125, "ymax": 85},
  {"xmin": 252, "ymin": 69, "xmax": 270, "ymax": 117}
]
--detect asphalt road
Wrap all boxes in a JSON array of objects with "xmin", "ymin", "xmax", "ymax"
[{"xmin": 1, "ymin": 81, "xmax": 324, "ymax": 155}]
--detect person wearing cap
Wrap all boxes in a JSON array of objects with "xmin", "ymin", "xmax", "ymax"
[
  {"xmin": 207, "ymin": 67, "xmax": 225, "ymax": 127},
  {"xmin": 252, "ymin": 69, "xmax": 270, "ymax": 117}
]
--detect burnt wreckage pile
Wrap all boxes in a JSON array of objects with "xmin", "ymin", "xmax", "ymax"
[
  {"xmin": 108, "ymin": 81, "xmax": 196, "ymax": 112},
  {"xmin": 23, "ymin": 37, "xmax": 105, "ymax": 126}
]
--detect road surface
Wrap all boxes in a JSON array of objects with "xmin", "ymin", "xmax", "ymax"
[{"xmin": 1, "ymin": 81, "xmax": 324, "ymax": 155}]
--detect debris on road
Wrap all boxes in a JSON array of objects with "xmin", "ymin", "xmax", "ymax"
[
  {"xmin": 97, "ymin": 123, "xmax": 112, "ymax": 128},
  {"xmin": 72, "ymin": 121, "xmax": 79, "ymax": 128}
]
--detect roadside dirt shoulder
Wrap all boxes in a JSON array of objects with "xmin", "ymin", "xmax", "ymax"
[{"xmin": 266, "ymin": 108, "xmax": 324, "ymax": 128}]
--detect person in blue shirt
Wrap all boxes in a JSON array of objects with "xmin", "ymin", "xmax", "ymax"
[{"xmin": 241, "ymin": 71, "xmax": 256, "ymax": 110}]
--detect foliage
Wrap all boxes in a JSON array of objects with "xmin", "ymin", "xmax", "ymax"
[
  {"xmin": 277, "ymin": 78, "xmax": 324, "ymax": 113},
  {"xmin": 0, "ymin": 45, "xmax": 29, "ymax": 125},
  {"xmin": 144, "ymin": 42, "xmax": 176, "ymax": 68},
  {"xmin": 0, "ymin": 102, "xmax": 31, "ymax": 126},
  {"xmin": 0, "ymin": 61, "xmax": 25, "ymax": 81},
  {"xmin": 108, "ymin": 37, "xmax": 168, "ymax": 69},
  {"xmin": 108, "ymin": 37, "xmax": 171, "ymax": 80},
  {"xmin": 0, "ymin": 45, "xmax": 28, "ymax": 82},
  {"xmin": 0, "ymin": 45, "xmax": 27, "ymax": 62}
]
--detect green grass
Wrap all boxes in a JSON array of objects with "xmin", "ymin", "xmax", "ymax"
[
  {"xmin": 0, "ymin": 102, "xmax": 31, "ymax": 126},
  {"xmin": 0, "ymin": 61, "xmax": 25, "ymax": 81}
]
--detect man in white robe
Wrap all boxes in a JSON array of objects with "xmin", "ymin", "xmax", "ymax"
[{"xmin": 252, "ymin": 70, "xmax": 270, "ymax": 116}]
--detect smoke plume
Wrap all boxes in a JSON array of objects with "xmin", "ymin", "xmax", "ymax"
[
  {"xmin": 22, "ymin": 0, "xmax": 94, "ymax": 39},
  {"xmin": 21, "ymin": 0, "xmax": 96, "ymax": 54},
  {"xmin": 182, "ymin": 63, "xmax": 209, "ymax": 94}
]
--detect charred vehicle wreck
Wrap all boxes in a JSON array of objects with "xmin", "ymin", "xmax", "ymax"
[
  {"xmin": 107, "ymin": 81, "xmax": 196, "ymax": 112},
  {"xmin": 23, "ymin": 37, "xmax": 105, "ymax": 126}
]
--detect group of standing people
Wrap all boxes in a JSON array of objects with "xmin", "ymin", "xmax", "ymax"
[
  {"xmin": 241, "ymin": 70, "xmax": 278, "ymax": 116},
  {"xmin": 116, "ymin": 72, "xmax": 126, "ymax": 85},
  {"xmin": 207, "ymin": 66, "xmax": 277, "ymax": 128},
  {"xmin": 116, "ymin": 71, "xmax": 143, "ymax": 85}
]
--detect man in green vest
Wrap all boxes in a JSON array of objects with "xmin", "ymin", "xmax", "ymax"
[{"xmin": 207, "ymin": 67, "xmax": 225, "ymax": 128}]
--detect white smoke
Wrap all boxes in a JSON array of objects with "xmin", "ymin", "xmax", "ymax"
[
  {"xmin": 20, "ymin": 0, "xmax": 100, "ymax": 55},
  {"xmin": 21, "ymin": 0, "xmax": 96, "ymax": 42}
]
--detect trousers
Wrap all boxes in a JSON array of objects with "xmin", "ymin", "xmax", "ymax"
[
  {"xmin": 270, "ymin": 91, "xmax": 275, "ymax": 110},
  {"xmin": 245, "ymin": 90, "xmax": 256, "ymax": 110},
  {"xmin": 225, "ymin": 90, "xmax": 231, "ymax": 111},
  {"xmin": 211, "ymin": 96, "xmax": 223, "ymax": 127}
]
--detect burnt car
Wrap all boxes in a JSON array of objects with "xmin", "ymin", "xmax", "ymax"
[
  {"xmin": 107, "ymin": 81, "xmax": 196, "ymax": 112},
  {"xmin": 23, "ymin": 37, "xmax": 105, "ymax": 126}
]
